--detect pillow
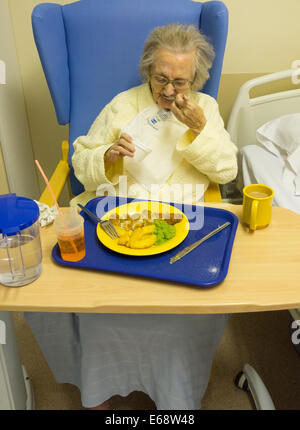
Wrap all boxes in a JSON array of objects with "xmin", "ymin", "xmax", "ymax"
[
  {"xmin": 256, "ymin": 113, "xmax": 300, "ymax": 156},
  {"xmin": 256, "ymin": 113, "xmax": 300, "ymax": 195}
]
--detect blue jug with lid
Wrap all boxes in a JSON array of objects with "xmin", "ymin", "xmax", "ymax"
[{"xmin": 0, "ymin": 194, "xmax": 42, "ymax": 287}]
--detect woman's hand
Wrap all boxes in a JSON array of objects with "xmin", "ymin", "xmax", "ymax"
[
  {"xmin": 104, "ymin": 133, "xmax": 135, "ymax": 165},
  {"xmin": 170, "ymin": 94, "xmax": 206, "ymax": 136}
]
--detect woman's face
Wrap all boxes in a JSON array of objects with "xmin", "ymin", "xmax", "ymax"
[{"xmin": 149, "ymin": 48, "xmax": 196, "ymax": 109}]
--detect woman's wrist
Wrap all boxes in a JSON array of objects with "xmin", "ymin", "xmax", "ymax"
[
  {"xmin": 104, "ymin": 150, "xmax": 111, "ymax": 171},
  {"xmin": 189, "ymin": 129, "xmax": 200, "ymax": 138},
  {"xmin": 190, "ymin": 126, "xmax": 202, "ymax": 138},
  {"xmin": 191, "ymin": 119, "xmax": 206, "ymax": 137}
]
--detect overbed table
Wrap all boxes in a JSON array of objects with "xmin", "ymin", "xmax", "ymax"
[
  {"xmin": 1, "ymin": 202, "xmax": 300, "ymax": 410},
  {"xmin": 1, "ymin": 203, "xmax": 300, "ymax": 314}
]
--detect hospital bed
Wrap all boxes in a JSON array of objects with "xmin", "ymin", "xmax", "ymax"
[{"xmin": 226, "ymin": 69, "xmax": 300, "ymax": 409}]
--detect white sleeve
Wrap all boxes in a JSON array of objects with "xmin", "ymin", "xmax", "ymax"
[
  {"xmin": 176, "ymin": 97, "xmax": 238, "ymax": 184},
  {"xmin": 72, "ymin": 102, "xmax": 122, "ymax": 191}
]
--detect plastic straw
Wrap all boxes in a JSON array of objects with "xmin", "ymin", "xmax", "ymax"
[
  {"xmin": 35, "ymin": 160, "xmax": 78, "ymax": 254},
  {"xmin": 35, "ymin": 160, "xmax": 64, "ymax": 218}
]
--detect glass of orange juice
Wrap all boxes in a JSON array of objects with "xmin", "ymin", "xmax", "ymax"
[{"xmin": 53, "ymin": 207, "xmax": 86, "ymax": 261}]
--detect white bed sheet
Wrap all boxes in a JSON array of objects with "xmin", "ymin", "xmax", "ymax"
[{"xmin": 238, "ymin": 144, "xmax": 300, "ymax": 215}]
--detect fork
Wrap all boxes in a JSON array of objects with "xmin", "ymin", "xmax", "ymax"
[{"xmin": 77, "ymin": 204, "xmax": 119, "ymax": 239}]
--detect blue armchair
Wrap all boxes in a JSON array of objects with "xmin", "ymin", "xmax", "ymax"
[{"xmin": 32, "ymin": 0, "xmax": 228, "ymax": 205}]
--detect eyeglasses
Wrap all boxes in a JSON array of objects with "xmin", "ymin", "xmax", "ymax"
[{"xmin": 150, "ymin": 74, "xmax": 193, "ymax": 90}]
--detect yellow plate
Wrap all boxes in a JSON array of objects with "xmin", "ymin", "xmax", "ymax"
[{"xmin": 96, "ymin": 201, "xmax": 189, "ymax": 256}]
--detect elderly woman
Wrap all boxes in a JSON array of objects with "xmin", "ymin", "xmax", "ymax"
[
  {"xmin": 25, "ymin": 24, "xmax": 237, "ymax": 410},
  {"xmin": 71, "ymin": 23, "xmax": 237, "ymax": 206}
]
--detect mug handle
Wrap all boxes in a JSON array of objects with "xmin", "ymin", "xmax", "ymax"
[{"xmin": 250, "ymin": 200, "xmax": 258, "ymax": 231}]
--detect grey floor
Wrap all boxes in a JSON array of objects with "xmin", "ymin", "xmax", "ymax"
[{"xmin": 12, "ymin": 310, "xmax": 300, "ymax": 410}]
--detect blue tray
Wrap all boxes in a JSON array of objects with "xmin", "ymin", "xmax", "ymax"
[{"xmin": 52, "ymin": 197, "xmax": 239, "ymax": 287}]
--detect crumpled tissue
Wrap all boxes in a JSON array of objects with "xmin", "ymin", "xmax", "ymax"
[{"xmin": 35, "ymin": 200, "xmax": 58, "ymax": 227}]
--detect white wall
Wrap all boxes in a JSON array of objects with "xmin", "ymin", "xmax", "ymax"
[
  {"xmin": 0, "ymin": 0, "xmax": 39, "ymax": 199},
  {"xmin": 5, "ymin": 0, "xmax": 300, "ymax": 202},
  {"xmin": 0, "ymin": 60, "xmax": 9, "ymax": 195},
  {"xmin": 0, "ymin": 146, "xmax": 9, "ymax": 195},
  {"xmin": 213, "ymin": 0, "xmax": 300, "ymax": 74}
]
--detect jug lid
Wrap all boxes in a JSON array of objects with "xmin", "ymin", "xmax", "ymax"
[{"xmin": 0, "ymin": 193, "xmax": 39, "ymax": 236}]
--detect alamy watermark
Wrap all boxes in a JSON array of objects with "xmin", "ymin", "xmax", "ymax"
[
  {"xmin": 96, "ymin": 176, "xmax": 205, "ymax": 230},
  {"xmin": 0, "ymin": 320, "xmax": 6, "ymax": 345},
  {"xmin": 291, "ymin": 320, "xmax": 300, "ymax": 345}
]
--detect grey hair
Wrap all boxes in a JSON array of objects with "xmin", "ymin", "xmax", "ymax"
[{"xmin": 139, "ymin": 23, "xmax": 215, "ymax": 91}]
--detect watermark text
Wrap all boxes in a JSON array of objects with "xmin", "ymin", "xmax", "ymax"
[
  {"xmin": 96, "ymin": 176, "xmax": 205, "ymax": 230},
  {"xmin": 291, "ymin": 320, "xmax": 300, "ymax": 345}
]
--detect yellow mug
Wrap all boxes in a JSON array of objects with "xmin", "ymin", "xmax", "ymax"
[{"xmin": 242, "ymin": 183, "xmax": 274, "ymax": 231}]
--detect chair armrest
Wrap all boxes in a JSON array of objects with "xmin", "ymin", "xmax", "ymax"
[
  {"xmin": 38, "ymin": 142, "xmax": 220, "ymax": 205},
  {"xmin": 204, "ymin": 182, "xmax": 222, "ymax": 202},
  {"xmin": 39, "ymin": 140, "xmax": 70, "ymax": 206}
]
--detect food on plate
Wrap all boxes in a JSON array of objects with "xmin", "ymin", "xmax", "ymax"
[
  {"xmin": 114, "ymin": 224, "xmax": 156, "ymax": 249},
  {"xmin": 109, "ymin": 210, "xmax": 182, "ymax": 228},
  {"xmin": 140, "ymin": 210, "xmax": 183, "ymax": 225},
  {"xmin": 114, "ymin": 225, "xmax": 132, "ymax": 246},
  {"xmin": 128, "ymin": 225, "xmax": 157, "ymax": 249},
  {"xmin": 109, "ymin": 210, "xmax": 181, "ymax": 249},
  {"xmin": 153, "ymin": 220, "xmax": 176, "ymax": 245}
]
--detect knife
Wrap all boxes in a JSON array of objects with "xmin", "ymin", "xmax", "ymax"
[{"xmin": 169, "ymin": 221, "xmax": 231, "ymax": 264}]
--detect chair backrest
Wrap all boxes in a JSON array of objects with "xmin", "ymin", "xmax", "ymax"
[{"xmin": 32, "ymin": 0, "xmax": 228, "ymax": 196}]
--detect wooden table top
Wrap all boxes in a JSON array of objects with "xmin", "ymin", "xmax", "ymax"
[{"xmin": 1, "ymin": 203, "xmax": 300, "ymax": 314}]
